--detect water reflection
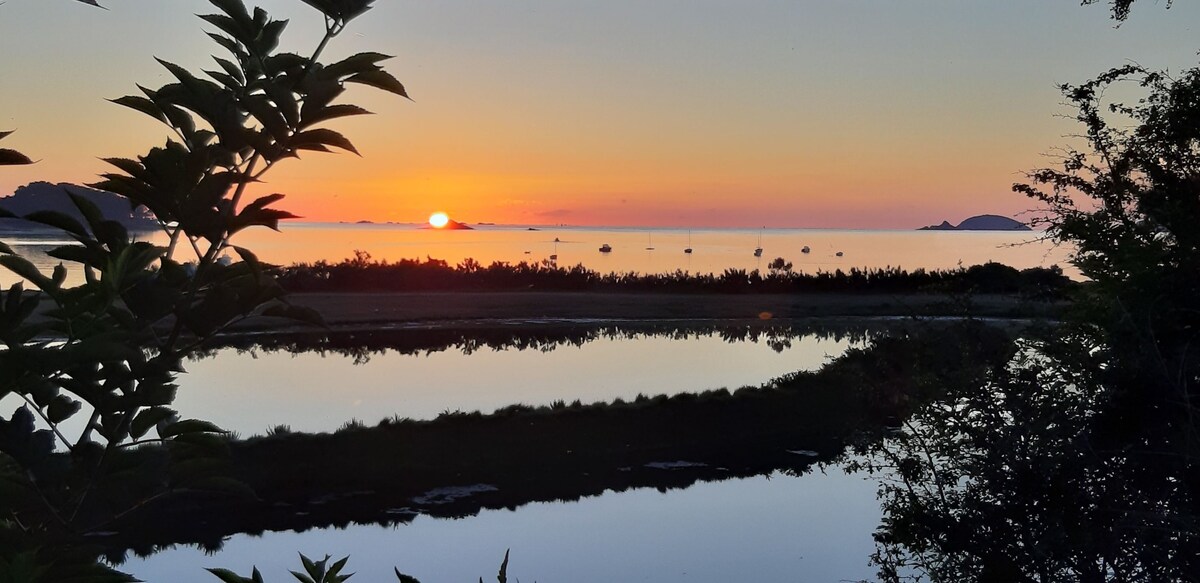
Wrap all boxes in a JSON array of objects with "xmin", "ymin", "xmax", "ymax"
[
  {"xmin": 127, "ymin": 469, "xmax": 883, "ymax": 583},
  {"xmin": 177, "ymin": 321, "xmax": 881, "ymax": 434},
  {"xmin": 846, "ymin": 329, "xmax": 1200, "ymax": 581},
  {"xmin": 103, "ymin": 321, "xmax": 1013, "ymax": 565},
  {"xmin": 202, "ymin": 319, "xmax": 882, "ymax": 360}
]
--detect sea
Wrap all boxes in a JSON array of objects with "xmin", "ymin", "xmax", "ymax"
[{"xmin": 0, "ymin": 222, "xmax": 1076, "ymax": 287}]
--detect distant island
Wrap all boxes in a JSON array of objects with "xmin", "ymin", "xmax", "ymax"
[
  {"xmin": 0, "ymin": 181, "xmax": 155, "ymax": 230},
  {"xmin": 919, "ymin": 214, "xmax": 1031, "ymax": 231},
  {"xmin": 418, "ymin": 219, "xmax": 474, "ymax": 230},
  {"xmin": 442, "ymin": 219, "xmax": 473, "ymax": 230}
]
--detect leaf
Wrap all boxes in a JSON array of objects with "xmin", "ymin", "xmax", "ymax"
[
  {"xmin": 51, "ymin": 263, "xmax": 67, "ymax": 287},
  {"xmin": 231, "ymin": 193, "xmax": 295, "ymax": 233},
  {"xmin": 394, "ymin": 569, "xmax": 421, "ymax": 583},
  {"xmin": 299, "ymin": 104, "xmax": 372, "ymax": 130},
  {"xmin": 344, "ymin": 70, "xmax": 409, "ymax": 99},
  {"xmin": 170, "ymin": 431, "xmax": 228, "ymax": 452},
  {"xmin": 206, "ymin": 69, "xmax": 243, "ymax": 91},
  {"xmin": 290, "ymin": 128, "xmax": 359, "ymax": 155},
  {"xmin": 290, "ymin": 572, "xmax": 316, "ymax": 583},
  {"xmin": 100, "ymin": 157, "xmax": 147, "ymax": 180},
  {"xmin": 66, "ymin": 189, "xmax": 108, "ymax": 235},
  {"xmin": 327, "ymin": 556, "xmax": 350, "ymax": 579},
  {"xmin": 156, "ymin": 58, "xmax": 212, "ymax": 96},
  {"xmin": 110, "ymin": 95, "xmax": 167, "ymax": 124},
  {"xmin": 0, "ymin": 148, "xmax": 34, "ymax": 165},
  {"xmin": 207, "ymin": 568, "xmax": 253, "ymax": 583},
  {"xmin": 94, "ymin": 220, "xmax": 131, "ymax": 252},
  {"xmin": 207, "ymin": 32, "xmax": 246, "ymax": 59},
  {"xmin": 209, "ymin": 0, "xmax": 253, "ymax": 23},
  {"xmin": 213, "ymin": 56, "xmax": 245, "ymax": 84},
  {"xmin": 65, "ymin": 333, "xmax": 142, "ymax": 362},
  {"xmin": 199, "ymin": 13, "xmax": 246, "ymax": 45},
  {"xmin": 243, "ymin": 95, "xmax": 292, "ymax": 142},
  {"xmin": 257, "ymin": 19, "xmax": 288, "ymax": 56},
  {"xmin": 0, "ymin": 255, "xmax": 54, "ymax": 291},
  {"xmin": 23, "ymin": 210, "xmax": 89, "ymax": 239},
  {"xmin": 320, "ymin": 52, "xmax": 392, "ymax": 80},
  {"xmin": 0, "ymin": 241, "xmax": 14, "ymax": 255},
  {"xmin": 47, "ymin": 395, "xmax": 81, "ymax": 424},
  {"xmin": 299, "ymin": 0, "xmax": 373, "ymax": 22},
  {"xmin": 161, "ymin": 418, "xmax": 225, "ymax": 438},
  {"xmin": 130, "ymin": 406, "xmax": 175, "ymax": 440}
]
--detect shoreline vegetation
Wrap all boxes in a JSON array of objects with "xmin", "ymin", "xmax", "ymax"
[
  {"xmin": 277, "ymin": 252, "xmax": 1074, "ymax": 296},
  {"xmin": 10, "ymin": 256, "xmax": 1076, "ymax": 334},
  {"xmin": 98, "ymin": 321, "xmax": 1014, "ymax": 558},
  {"xmin": 212, "ymin": 254, "xmax": 1075, "ymax": 331}
]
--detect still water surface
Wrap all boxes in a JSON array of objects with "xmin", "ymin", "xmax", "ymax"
[
  {"xmin": 125, "ymin": 467, "xmax": 880, "ymax": 583},
  {"xmin": 113, "ymin": 326, "xmax": 882, "ymax": 581},
  {"xmin": 179, "ymin": 328, "xmax": 859, "ymax": 435}
]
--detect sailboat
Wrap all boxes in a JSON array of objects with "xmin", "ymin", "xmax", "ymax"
[
  {"xmin": 684, "ymin": 230, "xmax": 693, "ymax": 254},
  {"xmin": 645, "ymin": 232, "xmax": 655, "ymax": 251},
  {"xmin": 550, "ymin": 239, "xmax": 558, "ymax": 263},
  {"xmin": 753, "ymin": 228, "xmax": 763, "ymax": 257}
]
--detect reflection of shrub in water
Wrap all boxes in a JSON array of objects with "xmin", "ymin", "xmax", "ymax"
[
  {"xmin": 200, "ymin": 320, "xmax": 884, "ymax": 365},
  {"xmin": 850, "ymin": 331, "xmax": 1198, "ymax": 581},
  {"xmin": 96, "ymin": 322, "xmax": 1014, "ymax": 557}
]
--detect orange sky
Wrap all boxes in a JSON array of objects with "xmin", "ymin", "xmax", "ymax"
[{"xmin": 2, "ymin": 1, "xmax": 1197, "ymax": 228}]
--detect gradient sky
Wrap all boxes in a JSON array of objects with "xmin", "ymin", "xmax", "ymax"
[{"xmin": 1, "ymin": 1, "xmax": 1197, "ymax": 228}]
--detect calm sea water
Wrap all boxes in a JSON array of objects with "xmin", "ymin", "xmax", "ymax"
[{"xmin": 0, "ymin": 222, "xmax": 1076, "ymax": 287}]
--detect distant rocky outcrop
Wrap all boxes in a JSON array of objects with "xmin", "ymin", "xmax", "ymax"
[
  {"xmin": 919, "ymin": 214, "xmax": 1030, "ymax": 231},
  {"xmin": 418, "ymin": 219, "xmax": 473, "ymax": 230},
  {"xmin": 0, "ymin": 181, "xmax": 155, "ymax": 230}
]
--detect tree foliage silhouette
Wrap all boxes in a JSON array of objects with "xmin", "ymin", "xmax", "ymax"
[
  {"xmin": 854, "ymin": 42, "xmax": 1200, "ymax": 583},
  {"xmin": 0, "ymin": 0, "xmax": 404, "ymax": 579},
  {"xmin": 1082, "ymin": 0, "xmax": 1172, "ymax": 22}
]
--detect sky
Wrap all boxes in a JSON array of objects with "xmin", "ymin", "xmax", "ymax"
[{"xmin": 0, "ymin": 0, "xmax": 1197, "ymax": 228}]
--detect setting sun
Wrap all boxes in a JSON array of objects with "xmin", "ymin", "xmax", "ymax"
[{"xmin": 429, "ymin": 212, "xmax": 450, "ymax": 228}]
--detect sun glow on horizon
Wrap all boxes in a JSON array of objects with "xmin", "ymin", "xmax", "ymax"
[{"xmin": 429, "ymin": 212, "xmax": 450, "ymax": 228}]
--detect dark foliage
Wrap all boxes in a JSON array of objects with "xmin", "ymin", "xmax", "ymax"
[
  {"xmin": 1082, "ymin": 0, "xmax": 1172, "ymax": 22},
  {"xmin": 276, "ymin": 251, "xmax": 1076, "ymax": 298},
  {"xmin": 81, "ymin": 322, "xmax": 1015, "ymax": 557},
  {"xmin": 0, "ymin": 130, "xmax": 34, "ymax": 167},
  {"xmin": 1, "ymin": 0, "xmax": 403, "ymax": 580},
  {"xmin": 854, "ymin": 55, "xmax": 1200, "ymax": 583}
]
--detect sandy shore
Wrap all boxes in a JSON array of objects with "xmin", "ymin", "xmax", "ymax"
[{"xmin": 232, "ymin": 291, "xmax": 1063, "ymax": 331}]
